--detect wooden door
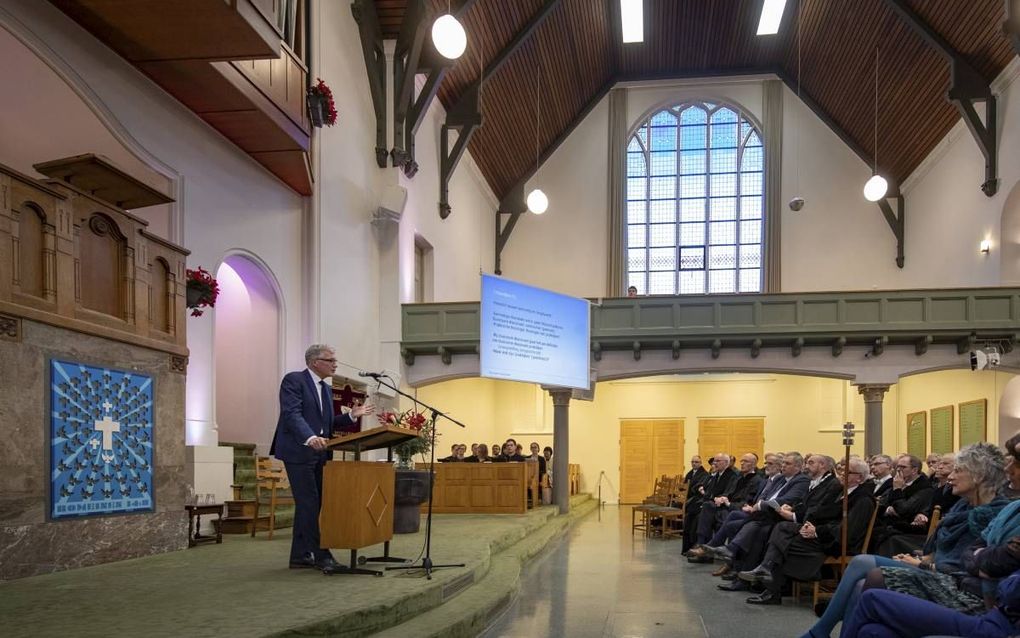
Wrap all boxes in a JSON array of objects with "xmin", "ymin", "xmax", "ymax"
[
  {"xmin": 698, "ymin": 418, "xmax": 765, "ymax": 463},
  {"xmin": 619, "ymin": 419, "xmax": 685, "ymax": 503}
]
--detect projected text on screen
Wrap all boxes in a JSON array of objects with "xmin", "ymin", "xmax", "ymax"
[{"xmin": 480, "ymin": 274, "xmax": 590, "ymax": 389}]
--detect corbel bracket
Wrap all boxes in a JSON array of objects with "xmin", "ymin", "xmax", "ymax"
[
  {"xmin": 391, "ymin": 0, "xmax": 429, "ymax": 173},
  {"xmin": 494, "ymin": 186, "xmax": 526, "ymax": 275},
  {"xmin": 885, "ymin": 0, "xmax": 998, "ymax": 196},
  {"xmin": 876, "ymin": 192, "xmax": 905, "ymax": 269},
  {"xmin": 439, "ymin": 0, "xmax": 562, "ymax": 219},
  {"xmin": 351, "ymin": 0, "xmax": 388, "ymax": 167},
  {"xmin": 439, "ymin": 82, "xmax": 482, "ymax": 219}
]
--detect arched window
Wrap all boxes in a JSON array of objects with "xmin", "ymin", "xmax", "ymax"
[{"xmin": 626, "ymin": 102, "xmax": 764, "ymax": 295}]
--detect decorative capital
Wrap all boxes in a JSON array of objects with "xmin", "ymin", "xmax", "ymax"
[
  {"xmin": 0, "ymin": 313, "xmax": 21, "ymax": 342},
  {"xmin": 169, "ymin": 355, "xmax": 188, "ymax": 374},
  {"xmin": 544, "ymin": 387, "xmax": 573, "ymax": 407},
  {"xmin": 856, "ymin": 383, "xmax": 891, "ymax": 403}
]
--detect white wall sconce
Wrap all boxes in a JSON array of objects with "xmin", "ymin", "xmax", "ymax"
[{"xmin": 980, "ymin": 239, "xmax": 991, "ymax": 254}]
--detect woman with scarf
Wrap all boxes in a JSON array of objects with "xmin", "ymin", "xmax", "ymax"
[{"xmin": 797, "ymin": 442, "xmax": 1010, "ymax": 638}]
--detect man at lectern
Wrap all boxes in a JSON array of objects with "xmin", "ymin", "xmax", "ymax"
[{"xmin": 270, "ymin": 344, "xmax": 374, "ymax": 570}]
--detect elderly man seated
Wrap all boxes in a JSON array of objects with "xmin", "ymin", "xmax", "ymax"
[
  {"xmin": 693, "ymin": 453, "xmax": 765, "ymax": 549},
  {"xmin": 682, "ymin": 453, "xmax": 738, "ymax": 553},
  {"xmin": 738, "ymin": 457, "xmax": 875, "ymax": 605}
]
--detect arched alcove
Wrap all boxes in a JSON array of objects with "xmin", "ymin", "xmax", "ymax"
[
  {"xmin": 213, "ymin": 255, "xmax": 282, "ymax": 454},
  {"xmin": 1001, "ymin": 179, "xmax": 1020, "ymax": 284},
  {"xmin": 1000, "ymin": 375, "xmax": 1020, "ymax": 443}
]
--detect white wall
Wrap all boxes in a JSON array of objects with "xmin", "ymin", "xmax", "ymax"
[{"xmin": 498, "ymin": 63, "xmax": 1020, "ymax": 297}]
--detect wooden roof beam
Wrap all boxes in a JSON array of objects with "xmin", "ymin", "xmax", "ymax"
[
  {"xmin": 1006, "ymin": 0, "xmax": 1020, "ymax": 60},
  {"xmin": 351, "ymin": 0, "xmax": 388, "ymax": 167},
  {"xmin": 883, "ymin": 0, "xmax": 998, "ymax": 196},
  {"xmin": 439, "ymin": 0, "xmax": 562, "ymax": 219}
]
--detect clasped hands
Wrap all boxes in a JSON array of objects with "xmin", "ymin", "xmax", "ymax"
[{"xmin": 798, "ymin": 521, "xmax": 817, "ymax": 539}]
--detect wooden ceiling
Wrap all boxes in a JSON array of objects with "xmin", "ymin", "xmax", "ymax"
[{"xmin": 381, "ymin": 0, "xmax": 1015, "ymax": 203}]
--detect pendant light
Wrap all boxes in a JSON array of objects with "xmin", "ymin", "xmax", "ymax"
[
  {"xmin": 432, "ymin": 0, "xmax": 466, "ymax": 60},
  {"xmin": 788, "ymin": 0, "xmax": 805, "ymax": 211},
  {"xmin": 863, "ymin": 47, "xmax": 888, "ymax": 202},
  {"xmin": 526, "ymin": 44, "xmax": 548, "ymax": 215}
]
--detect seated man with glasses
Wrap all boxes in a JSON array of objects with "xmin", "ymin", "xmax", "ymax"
[
  {"xmin": 869, "ymin": 454, "xmax": 934, "ymax": 555},
  {"xmin": 270, "ymin": 344, "xmax": 375, "ymax": 571},
  {"xmin": 740, "ymin": 457, "xmax": 876, "ymax": 606}
]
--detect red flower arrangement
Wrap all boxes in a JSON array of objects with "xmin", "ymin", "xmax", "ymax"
[
  {"xmin": 185, "ymin": 267, "xmax": 219, "ymax": 317},
  {"xmin": 308, "ymin": 78, "xmax": 338, "ymax": 127},
  {"xmin": 378, "ymin": 409, "xmax": 434, "ymax": 462}
]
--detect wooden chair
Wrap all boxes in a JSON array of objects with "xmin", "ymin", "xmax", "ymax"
[
  {"xmin": 568, "ymin": 464, "xmax": 581, "ymax": 495},
  {"xmin": 792, "ymin": 498, "xmax": 881, "ymax": 607},
  {"xmin": 926, "ymin": 505, "xmax": 942, "ymax": 541},
  {"xmin": 251, "ymin": 456, "xmax": 294, "ymax": 540}
]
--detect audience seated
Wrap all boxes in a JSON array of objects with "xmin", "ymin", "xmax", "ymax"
[
  {"xmin": 678, "ymin": 435, "xmax": 1020, "ymax": 638},
  {"xmin": 798, "ymin": 442, "xmax": 1010, "ymax": 638},
  {"xmin": 925, "ymin": 452, "xmax": 941, "ymax": 482},
  {"xmin": 739, "ymin": 457, "xmax": 875, "ymax": 605},
  {"xmin": 525, "ymin": 441, "xmax": 547, "ymax": 480},
  {"xmin": 494, "ymin": 438, "xmax": 526, "ymax": 462},
  {"xmin": 682, "ymin": 453, "xmax": 739, "ymax": 552},
  {"xmin": 841, "ymin": 573, "xmax": 1020, "ymax": 638},
  {"xmin": 439, "ymin": 444, "xmax": 461, "ymax": 462},
  {"xmin": 867, "ymin": 455, "xmax": 894, "ymax": 500},
  {"xmin": 694, "ymin": 453, "xmax": 764, "ymax": 549},
  {"xmin": 684, "ymin": 455, "xmax": 708, "ymax": 488},
  {"xmin": 869, "ymin": 454, "xmax": 934, "ymax": 554},
  {"xmin": 709, "ymin": 454, "xmax": 836, "ymax": 592},
  {"xmin": 465, "ymin": 443, "xmax": 491, "ymax": 463}
]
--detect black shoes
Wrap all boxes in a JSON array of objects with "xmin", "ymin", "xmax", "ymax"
[
  {"xmin": 289, "ymin": 553, "xmax": 338, "ymax": 570},
  {"xmin": 745, "ymin": 591, "xmax": 781, "ymax": 605},
  {"xmin": 717, "ymin": 580, "xmax": 749, "ymax": 592},
  {"xmin": 710, "ymin": 545, "xmax": 735, "ymax": 562},
  {"xmin": 738, "ymin": 564, "xmax": 773, "ymax": 585}
]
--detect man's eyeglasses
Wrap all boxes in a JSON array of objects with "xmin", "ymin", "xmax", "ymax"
[
  {"xmin": 896, "ymin": 464, "xmax": 911, "ymax": 470},
  {"xmin": 316, "ymin": 358, "xmax": 338, "ymax": 364}
]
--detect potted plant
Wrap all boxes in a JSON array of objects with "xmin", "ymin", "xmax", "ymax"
[
  {"xmin": 185, "ymin": 267, "xmax": 219, "ymax": 317},
  {"xmin": 378, "ymin": 409, "xmax": 434, "ymax": 533},
  {"xmin": 307, "ymin": 77, "xmax": 338, "ymax": 128}
]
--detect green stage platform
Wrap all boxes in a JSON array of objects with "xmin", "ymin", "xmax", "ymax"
[{"xmin": 0, "ymin": 495, "xmax": 597, "ymax": 638}]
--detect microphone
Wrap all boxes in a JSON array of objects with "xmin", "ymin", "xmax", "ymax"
[{"xmin": 357, "ymin": 371, "xmax": 386, "ymax": 378}]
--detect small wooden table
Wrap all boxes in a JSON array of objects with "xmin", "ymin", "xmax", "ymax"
[{"xmin": 185, "ymin": 503, "xmax": 224, "ymax": 547}]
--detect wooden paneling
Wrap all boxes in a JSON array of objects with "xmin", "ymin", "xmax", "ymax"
[
  {"xmin": 14, "ymin": 204, "xmax": 44, "ymax": 298},
  {"xmin": 78, "ymin": 214, "xmax": 124, "ymax": 319},
  {"xmin": 422, "ymin": 462, "xmax": 528, "ymax": 513},
  {"xmin": 150, "ymin": 258, "xmax": 169, "ymax": 334},
  {"xmin": 49, "ymin": 0, "xmax": 282, "ymax": 62},
  {"xmin": 320, "ymin": 461, "xmax": 395, "ymax": 549},
  {"xmin": 619, "ymin": 419, "xmax": 684, "ymax": 504},
  {"xmin": 698, "ymin": 418, "xmax": 764, "ymax": 463}
]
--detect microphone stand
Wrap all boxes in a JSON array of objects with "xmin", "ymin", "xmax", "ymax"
[{"xmin": 369, "ymin": 374, "xmax": 468, "ymax": 580}]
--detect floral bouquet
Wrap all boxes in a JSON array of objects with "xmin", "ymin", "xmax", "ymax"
[
  {"xmin": 307, "ymin": 77, "xmax": 338, "ymax": 127},
  {"xmin": 379, "ymin": 409, "xmax": 435, "ymax": 466}
]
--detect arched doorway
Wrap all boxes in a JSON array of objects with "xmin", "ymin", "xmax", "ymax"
[
  {"xmin": 214, "ymin": 254, "xmax": 282, "ymax": 453},
  {"xmin": 1000, "ymin": 179, "xmax": 1020, "ymax": 284}
]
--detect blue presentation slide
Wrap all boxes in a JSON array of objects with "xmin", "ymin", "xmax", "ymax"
[{"xmin": 480, "ymin": 274, "xmax": 590, "ymax": 390}]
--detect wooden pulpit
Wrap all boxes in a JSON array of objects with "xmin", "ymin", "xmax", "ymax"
[{"xmin": 317, "ymin": 425, "xmax": 419, "ymax": 575}]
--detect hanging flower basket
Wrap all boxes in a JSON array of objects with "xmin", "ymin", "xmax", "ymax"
[
  {"xmin": 307, "ymin": 78, "xmax": 338, "ymax": 128},
  {"xmin": 185, "ymin": 267, "xmax": 219, "ymax": 317}
]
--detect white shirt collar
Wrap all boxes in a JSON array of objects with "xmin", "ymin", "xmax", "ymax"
[
  {"xmin": 874, "ymin": 474, "xmax": 891, "ymax": 485},
  {"xmin": 307, "ymin": 368, "xmax": 330, "ymax": 384}
]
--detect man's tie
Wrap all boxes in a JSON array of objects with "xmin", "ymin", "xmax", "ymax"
[{"xmin": 319, "ymin": 380, "xmax": 332, "ymax": 435}]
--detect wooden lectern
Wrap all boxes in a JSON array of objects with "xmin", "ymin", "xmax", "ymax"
[{"xmin": 318, "ymin": 425, "xmax": 419, "ymax": 575}]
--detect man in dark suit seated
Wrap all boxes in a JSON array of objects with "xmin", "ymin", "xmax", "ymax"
[
  {"xmin": 683, "ymin": 453, "xmax": 738, "ymax": 552},
  {"xmin": 270, "ymin": 344, "xmax": 374, "ymax": 570},
  {"xmin": 684, "ymin": 455, "xmax": 708, "ymax": 488},
  {"xmin": 880, "ymin": 452, "xmax": 958, "ymax": 556},
  {"xmin": 694, "ymin": 453, "xmax": 764, "ymax": 548},
  {"xmin": 709, "ymin": 453, "xmax": 819, "ymax": 589},
  {"xmin": 867, "ymin": 454, "xmax": 894, "ymax": 501},
  {"xmin": 740, "ymin": 457, "xmax": 874, "ymax": 605},
  {"xmin": 439, "ymin": 444, "xmax": 460, "ymax": 462},
  {"xmin": 870, "ymin": 453, "xmax": 934, "ymax": 554}
]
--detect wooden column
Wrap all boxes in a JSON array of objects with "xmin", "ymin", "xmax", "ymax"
[
  {"xmin": 549, "ymin": 388, "xmax": 572, "ymax": 514},
  {"xmin": 857, "ymin": 384, "xmax": 891, "ymax": 457}
]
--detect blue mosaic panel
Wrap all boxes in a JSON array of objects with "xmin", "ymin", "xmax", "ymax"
[{"xmin": 50, "ymin": 360, "xmax": 154, "ymax": 519}]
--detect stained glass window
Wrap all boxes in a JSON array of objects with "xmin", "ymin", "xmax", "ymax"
[{"xmin": 626, "ymin": 102, "xmax": 764, "ymax": 295}]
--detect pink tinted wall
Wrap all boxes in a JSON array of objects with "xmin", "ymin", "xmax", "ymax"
[{"xmin": 214, "ymin": 256, "xmax": 281, "ymax": 453}]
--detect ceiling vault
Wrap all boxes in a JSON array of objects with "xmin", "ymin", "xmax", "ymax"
[{"xmin": 883, "ymin": 0, "xmax": 999, "ymax": 196}]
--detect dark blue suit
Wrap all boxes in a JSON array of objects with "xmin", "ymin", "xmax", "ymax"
[{"xmin": 270, "ymin": 370, "xmax": 356, "ymax": 563}]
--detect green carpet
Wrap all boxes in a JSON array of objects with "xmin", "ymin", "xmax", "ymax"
[{"xmin": 0, "ymin": 495, "xmax": 596, "ymax": 638}]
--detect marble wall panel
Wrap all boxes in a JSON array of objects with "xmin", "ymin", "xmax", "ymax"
[{"xmin": 0, "ymin": 319, "xmax": 187, "ymax": 580}]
